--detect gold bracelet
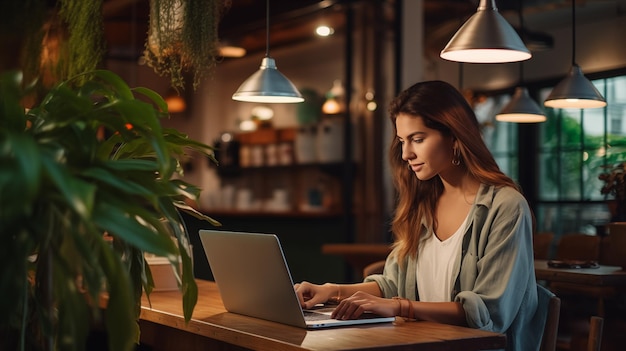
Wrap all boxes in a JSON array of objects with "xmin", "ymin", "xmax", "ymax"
[
  {"xmin": 329, "ymin": 284, "xmax": 341, "ymax": 304},
  {"xmin": 392, "ymin": 297, "xmax": 404, "ymax": 317},
  {"xmin": 392, "ymin": 297, "xmax": 415, "ymax": 320}
]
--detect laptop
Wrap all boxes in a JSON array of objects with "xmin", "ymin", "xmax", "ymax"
[{"xmin": 199, "ymin": 229, "xmax": 396, "ymax": 329}]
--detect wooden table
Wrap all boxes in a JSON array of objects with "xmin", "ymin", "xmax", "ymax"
[
  {"xmin": 321, "ymin": 243, "xmax": 392, "ymax": 280},
  {"xmin": 534, "ymin": 259, "xmax": 626, "ymax": 317},
  {"xmin": 139, "ymin": 280, "xmax": 506, "ymax": 351},
  {"xmin": 534, "ymin": 259, "xmax": 626, "ymax": 286}
]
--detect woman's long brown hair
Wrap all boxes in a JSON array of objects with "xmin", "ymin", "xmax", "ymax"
[{"xmin": 388, "ymin": 81, "xmax": 520, "ymax": 265}]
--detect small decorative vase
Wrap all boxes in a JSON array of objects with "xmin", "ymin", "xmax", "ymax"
[
  {"xmin": 316, "ymin": 117, "xmax": 344, "ymax": 163},
  {"xmin": 294, "ymin": 125, "xmax": 317, "ymax": 164}
]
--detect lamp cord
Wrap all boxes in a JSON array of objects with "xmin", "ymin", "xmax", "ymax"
[
  {"xmin": 572, "ymin": 0, "xmax": 576, "ymax": 65},
  {"xmin": 265, "ymin": 0, "xmax": 270, "ymax": 57},
  {"xmin": 517, "ymin": 0, "xmax": 525, "ymax": 83}
]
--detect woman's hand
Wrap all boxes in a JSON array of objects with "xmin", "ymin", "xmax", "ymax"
[
  {"xmin": 294, "ymin": 281, "xmax": 337, "ymax": 309},
  {"xmin": 331, "ymin": 291, "xmax": 399, "ymax": 320}
]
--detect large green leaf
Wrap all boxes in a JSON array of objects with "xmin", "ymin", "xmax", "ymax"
[
  {"xmin": 132, "ymin": 86, "xmax": 168, "ymax": 115},
  {"xmin": 41, "ymin": 155, "xmax": 96, "ymax": 219},
  {"xmin": 98, "ymin": 240, "xmax": 138, "ymax": 351},
  {"xmin": 0, "ymin": 132, "xmax": 42, "ymax": 210},
  {"xmin": 175, "ymin": 201, "xmax": 221, "ymax": 227},
  {"xmin": 92, "ymin": 201, "xmax": 177, "ymax": 257},
  {"xmin": 82, "ymin": 167, "xmax": 158, "ymax": 199}
]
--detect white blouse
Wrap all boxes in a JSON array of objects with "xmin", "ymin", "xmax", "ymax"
[{"xmin": 416, "ymin": 214, "xmax": 469, "ymax": 302}]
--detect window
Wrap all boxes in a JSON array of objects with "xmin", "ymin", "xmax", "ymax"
[
  {"xmin": 474, "ymin": 95, "xmax": 519, "ymax": 181},
  {"xmin": 476, "ymin": 75, "xmax": 626, "ymax": 237},
  {"xmin": 535, "ymin": 75, "xmax": 626, "ymax": 236}
]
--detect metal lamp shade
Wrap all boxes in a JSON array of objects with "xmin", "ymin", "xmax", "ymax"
[
  {"xmin": 544, "ymin": 64, "xmax": 606, "ymax": 109},
  {"xmin": 440, "ymin": 0, "xmax": 531, "ymax": 63},
  {"xmin": 496, "ymin": 87, "xmax": 546, "ymax": 123},
  {"xmin": 232, "ymin": 57, "xmax": 304, "ymax": 103}
]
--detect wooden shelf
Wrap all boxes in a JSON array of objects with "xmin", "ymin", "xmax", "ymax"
[
  {"xmin": 213, "ymin": 127, "xmax": 353, "ymax": 227},
  {"xmin": 216, "ymin": 161, "xmax": 349, "ymax": 177}
]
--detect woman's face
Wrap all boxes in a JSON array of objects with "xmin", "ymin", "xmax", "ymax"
[{"xmin": 396, "ymin": 113, "xmax": 455, "ymax": 181}]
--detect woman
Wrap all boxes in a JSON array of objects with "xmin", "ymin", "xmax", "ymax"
[{"xmin": 295, "ymin": 81, "xmax": 545, "ymax": 350}]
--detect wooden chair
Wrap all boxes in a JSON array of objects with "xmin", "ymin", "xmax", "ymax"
[
  {"xmin": 602, "ymin": 223, "xmax": 626, "ymax": 269},
  {"xmin": 540, "ymin": 284, "xmax": 561, "ymax": 351},
  {"xmin": 534, "ymin": 232, "xmax": 554, "ymax": 259},
  {"xmin": 587, "ymin": 316, "xmax": 604, "ymax": 351},
  {"xmin": 551, "ymin": 233, "xmax": 612, "ymax": 317},
  {"xmin": 362, "ymin": 260, "xmax": 385, "ymax": 277},
  {"xmin": 554, "ymin": 233, "xmax": 601, "ymax": 261}
]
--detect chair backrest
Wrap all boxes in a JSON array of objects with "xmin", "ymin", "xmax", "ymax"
[
  {"xmin": 534, "ymin": 232, "xmax": 554, "ymax": 259},
  {"xmin": 601, "ymin": 223, "xmax": 626, "ymax": 268},
  {"xmin": 362, "ymin": 260, "xmax": 385, "ymax": 277},
  {"xmin": 539, "ymin": 285, "xmax": 561, "ymax": 351},
  {"xmin": 555, "ymin": 233, "xmax": 601, "ymax": 261},
  {"xmin": 587, "ymin": 316, "xmax": 604, "ymax": 351}
]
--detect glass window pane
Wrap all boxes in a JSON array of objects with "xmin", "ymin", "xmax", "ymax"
[
  {"xmin": 478, "ymin": 94, "xmax": 519, "ymax": 180},
  {"xmin": 492, "ymin": 119, "xmax": 518, "ymax": 151},
  {"xmin": 559, "ymin": 151, "xmax": 582, "ymax": 200},
  {"xmin": 584, "ymin": 147, "xmax": 609, "ymax": 201},
  {"xmin": 495, "ymin": 155, "xmax": 518, "ymax": 181},
  {"xmin": 538, "ymin": 108, "xmax": 560, "ymax": 152},
  {"xmin": 582, "ymin": 115, "xmax": 605, "ymax": 150},
  {"xmin": 539, "ymin": 153, "xmax": 559, "ymax": 201},
  {"xmin": 559, "ymin": 109, "xmax": 583, "ymax": 150},
  {"xmin": 536, "ymin": 203, "xmax": 611, "ymax": 237}
]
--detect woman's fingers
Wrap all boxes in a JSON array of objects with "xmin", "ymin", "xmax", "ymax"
[{"xmin": 331, "ymin": 292, "xmax": 396, "ymax": 319}]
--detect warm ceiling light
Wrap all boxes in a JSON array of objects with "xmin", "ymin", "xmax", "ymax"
[
  {"xmin": 232, "ymin": 0, "xmax": 303, "ymax": 103},
  {"xmin": 219, "ymin": 45, "xmax": 246, "ymax": 58},
  {"xmin": 322, "ymin": 97, "xmax": 341, "ymax": 114},
  {"xmin": 165, "ymin": 92, "xmax": 186, "ymax": 113},
  {"xmin": 315, "ymin": 25, "xmax": 334, "ymax": 37},
  {"xmin": 322, "ymin": 80, "xmax": 344, "ymax": 114},
  {"xmin": 440, "ymin": 0, "xmax": 531, "ymax": 64},
  {"xmin": 496, "ymin": 87, "xmax": 546, "ymax": 123},
  {"xmin": 544, "ymin": 1, "xmax": 606, "ymax": 109},
  {"xmin": 495, "ymin": 1, "xmax": 545, "ymax": 123},
  {"xmin": 544, "ymin": 65, "xmax": 607, "ymax": 109}
]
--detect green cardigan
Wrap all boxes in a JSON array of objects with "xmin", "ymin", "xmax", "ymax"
[{"xmin": 364, "ymin": 184, "xmax": 548, "ymax": 351}]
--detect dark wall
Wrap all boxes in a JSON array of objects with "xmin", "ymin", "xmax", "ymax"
[{"xmin": 182, "ymin": 212, "xmax": 354, "ymax": 284}]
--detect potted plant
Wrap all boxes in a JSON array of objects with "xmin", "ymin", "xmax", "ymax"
[
  {"xmin": 0, "ymin": 69, "xmax": 220, "ymax": 351},
  {"xmin": 599, "ymin": 161, "xmax": 626, "ymax": 222}
]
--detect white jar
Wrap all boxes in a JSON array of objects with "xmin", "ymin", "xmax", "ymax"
[
  {"xmin": 316, "ymin": 117, "xmax": 344, "ymax": 163},
  {"xmin": 294, "ymin": 126, "xmax": 317, "ymax": 164}
]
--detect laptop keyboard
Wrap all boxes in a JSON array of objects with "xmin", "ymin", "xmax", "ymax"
[{"xmin": 303, "ymin": 310, "xmax": 333, "ymax": 321}]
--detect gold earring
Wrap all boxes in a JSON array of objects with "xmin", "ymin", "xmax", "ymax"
[{"xmin": 452, "ymin": 147, "xmax": 461, "ymax": 166}]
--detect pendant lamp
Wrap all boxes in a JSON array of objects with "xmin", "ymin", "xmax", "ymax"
[
  {"xmin": 232, "ymin": 0, "xmax": 304, "ymax": 103},
  {"xmin": 496, "ymin": 87, "xmax": 546, "ymax": 122},
  {"xmin": 496, "ymin": 0, "xmax": 545, "ymax": 123},
  {"xmin": 440, "ymin": 0, "xmax": 531, "ymax": 63},
  {"xmin": 544, "ymin": 0, "xmax": 606, "ymax": 109}
]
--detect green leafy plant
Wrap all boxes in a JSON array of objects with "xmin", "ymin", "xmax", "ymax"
[
  {"xmin": 0, "ymin": 69, "xmax": 219, "ymax": 351},
  {"xmin": 599, "ymin": 161, "xmax": 626, "ymax": 221},
  {"xmin": 599, "ymin": 162, "xmax": 626, "ymax": 200}
]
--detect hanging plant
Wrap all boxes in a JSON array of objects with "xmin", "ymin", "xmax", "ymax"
[
  {"xmin": 144, "ymin": 0, "xmax": 230, "ymax": 91},
  {"xmin": 1, "ymin": 0, "xmax": 106, "ymax": 103},
  {"xmin": 56, "ymin": 0, "xmax": 105, "ymax": 82}
]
